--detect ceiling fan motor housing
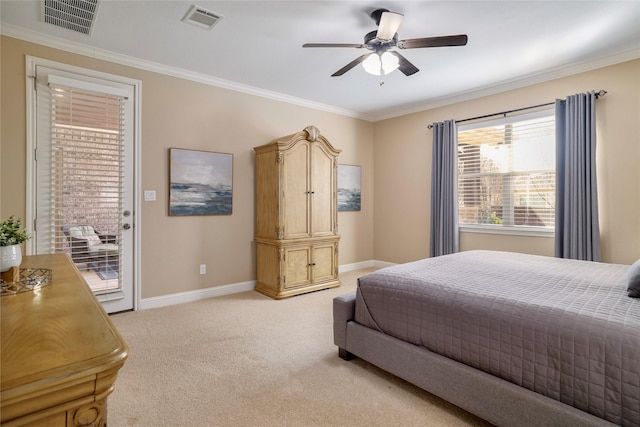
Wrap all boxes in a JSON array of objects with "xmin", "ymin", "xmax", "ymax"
[
  {"xmin": 370, "ymin": 8, "xmax": 390, "ymax": 26},
  {"xmin": 364, "ymin": 30, "xmax": 398, "ymax": 53}
]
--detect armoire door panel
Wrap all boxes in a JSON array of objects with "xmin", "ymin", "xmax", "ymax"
[
  {"xmin": 312, "ymin": 244, "xmax": 336, "ymax": 283},
  {"xmin": 311, "ymin": 144, "xmax": 335, "ymax": 236},
  {"xmin": 283, "ymin": 142, "xmax": 310, "ymax": 239},
  {"xmin": 285, "ymin": 246, "xmax": 311, "ymax": 288}
]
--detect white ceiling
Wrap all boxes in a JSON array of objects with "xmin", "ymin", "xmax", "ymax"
[{"xmin": 2, "ymin": 1, "xmax": 639, "ymax": 121}]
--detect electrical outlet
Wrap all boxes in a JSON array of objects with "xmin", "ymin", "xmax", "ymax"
[{"xmin": 199, "ymin": 264, "xmax": 206, "ymax": 275}]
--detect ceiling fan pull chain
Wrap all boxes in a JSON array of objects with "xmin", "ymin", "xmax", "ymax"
[{"xmin": 379, "ymin": 59, "xmax": 385, "ymax": 86}]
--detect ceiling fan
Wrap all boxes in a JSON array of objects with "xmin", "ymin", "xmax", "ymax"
[{"xmin": 303, "ymin": 9, "xmax": 468, "ymax": 82}]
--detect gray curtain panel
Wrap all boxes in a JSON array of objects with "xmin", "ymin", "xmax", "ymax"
[
  {"xmin": 555, "ymin": 92, "xmax": 601, "ymax": 261},
  {"xmin": 430, "ymin": 120, "xmax": 459, "ymax": 257}
]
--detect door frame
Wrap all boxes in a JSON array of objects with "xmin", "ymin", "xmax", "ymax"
[{"xmin": 25, "ymin": 56, "xmax": 142, "ymax": 312}]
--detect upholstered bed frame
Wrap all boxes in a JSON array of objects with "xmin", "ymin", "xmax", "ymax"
[{"xmin": 333, "ymin": 292, "xmax": 615, "ymax": 427}]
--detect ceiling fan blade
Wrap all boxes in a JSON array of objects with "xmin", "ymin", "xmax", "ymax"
[
  {"xmin": 388, "ymin": 52, "xmax": 419, "ymax": 76},
  {"xmin": 376, "ymin": 11, "xmax": 403, "ymax": 40},
  {"xmin": 331, "ymin": 53, "xmax": 372, "ymax": 77},
  {"xmin": 303, "ymin": 43, "xmax": 367, "ymax": 48},
  {"xmin": 397, "ymin": 34, "xmax": 468, "ymax": 49}
]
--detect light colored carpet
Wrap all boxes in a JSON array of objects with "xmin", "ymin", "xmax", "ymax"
[{"xmin": 109, "ymin": 268, "xmax": 493, "ymax": 426}]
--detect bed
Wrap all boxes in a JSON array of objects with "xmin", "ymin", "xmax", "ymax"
[{"xmin": 333, "ymin": 250, "xmax": 640, "ymax": 426}]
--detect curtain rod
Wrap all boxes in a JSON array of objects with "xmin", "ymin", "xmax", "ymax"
[{"xmin": 427, "ymin": 90, "xmax": 607, "ymax": 129}]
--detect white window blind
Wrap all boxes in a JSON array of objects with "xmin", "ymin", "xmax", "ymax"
[
  {"xmin": 458, "ymin": 111, "xmax": 555, "ymax": 231},
  {"xmin": 48, "ymin": 78, "xmax": 125, "ymax": 262}
]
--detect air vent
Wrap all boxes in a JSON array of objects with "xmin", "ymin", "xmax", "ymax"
[
  {"xmin": 43, "ymin": 0, "xmax": 99, "ymax": 35},
  {"xmin": 182, "ymin": 5, "xmax": 223, "ymax": 30}
]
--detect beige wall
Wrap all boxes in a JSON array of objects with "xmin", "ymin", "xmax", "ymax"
[
  {"xmin": 374, "ymin": 59, "xmax": 640, "ymax": 265},
  {"xmin": 0, "ymin": 36, "xmax": 375, "ymax": 298},
  {"xmin": 2, "ymin": 36, "xmax": 638, "ymax": 303}
]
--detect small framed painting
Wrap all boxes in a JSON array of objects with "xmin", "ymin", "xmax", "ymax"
[
  {"xmin": 169, "ymin": 148, "xmax": 233, "ymax": 216},
  {"xmin": 337, "ymin": 164, "xmax": 361, "ymax": 212}
]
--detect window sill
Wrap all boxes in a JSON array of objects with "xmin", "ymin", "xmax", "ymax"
[{"xmin": 460, "ymin": 224, "xmax": 554, "ymax": 238}]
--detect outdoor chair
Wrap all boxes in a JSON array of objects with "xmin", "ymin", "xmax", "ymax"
[{"xmin": 62, "ymin": 225, "xmax": 119, "ymax": 275}]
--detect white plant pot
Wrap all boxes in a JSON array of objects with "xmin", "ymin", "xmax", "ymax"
[{"xmin": 1, "ymin": 244, "xmax": 22, "ymax": 272}]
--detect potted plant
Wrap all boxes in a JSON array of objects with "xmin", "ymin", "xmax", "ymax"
[{"xmin": 1, "ymin": 216, "xmax": 31, "ymax": 272}]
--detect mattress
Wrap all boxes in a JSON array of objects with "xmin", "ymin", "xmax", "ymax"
[{"xmin": 355, "ymin": 250, "xmax": 640, "ymax": 426}]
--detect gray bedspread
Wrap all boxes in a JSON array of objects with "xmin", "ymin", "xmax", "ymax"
[{"xmin": 355, "ymin": 250, "xmax": 640, "ymax": 426}]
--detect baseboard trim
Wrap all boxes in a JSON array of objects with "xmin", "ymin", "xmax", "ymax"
[
  {"xmin": 372, "ymin": 260, "xmax": 396, "ymax": 269},
  {"xmin": 339, "ymin": 260, "xmax": 396, "ymax": 272},
  {"xmin": 338, "ymin": 260, "xmax": 375, "ymax": 272},
  {"xmin": 139, "ymin": 260, "xmax": 395, "ymax": 310},
  {"xmin": 140, "ymin": 280, "xmax": 256, "ymax": 310}
]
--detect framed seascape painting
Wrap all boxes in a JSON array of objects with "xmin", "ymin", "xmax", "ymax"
[
  {"xmin": 337, "ymin": 164, "xmax": 361, "ymax": 212},
  {"xmin": 169, "ymin": 148, "xmax": 233, "ymax": 216}
]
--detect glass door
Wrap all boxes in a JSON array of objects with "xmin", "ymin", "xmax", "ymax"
[{"xmin": 30, "ymin": 61, "xmax": 136, "ymax": 313}]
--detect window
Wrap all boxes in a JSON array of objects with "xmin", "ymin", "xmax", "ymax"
[{"xmin": 457, "ymin": 110, "xmax": 555, "ymax": 234}]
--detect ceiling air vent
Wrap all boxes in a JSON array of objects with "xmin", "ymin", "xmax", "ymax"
[
  {"xmin": 43, "ymin": 0, "xmax": 99, "ymax": 35},
  {"xmin": 182, "ymin": 5, "xmax": 223, "ymax": 30}
]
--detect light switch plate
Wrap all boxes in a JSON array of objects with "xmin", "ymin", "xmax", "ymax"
[{"xmin": 144, "ymin": 190, "xmax": 156, "ymax": 201}]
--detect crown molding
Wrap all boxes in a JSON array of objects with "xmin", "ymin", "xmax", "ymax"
[
  {"xmin": 371, "ymin": 48, "xmax": 640, "ymax": 122},
  {"xmin": 1, "ymin": 23, "xmax": 370, "ymax": 121},
  {"xmin": 3, "ymin": 23, "xmax": 638, "ymax": 123}
]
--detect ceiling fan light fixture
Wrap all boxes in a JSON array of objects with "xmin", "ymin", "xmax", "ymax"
[{"xmin": 362, "ymin": 52, "xmax": 399, "ymax": 75}]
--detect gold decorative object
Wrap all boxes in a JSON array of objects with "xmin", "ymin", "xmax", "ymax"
[{"xmin": 1, "ymin": 268, "xmax": 52, "ymax": 295}]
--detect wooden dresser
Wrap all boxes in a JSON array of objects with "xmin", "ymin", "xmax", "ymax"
[
  {"xmin": 254, "ymin": 126, "xmax": 341, "ymax": 299},
  {"xmin": 1, "ymin": 254, "xmax": 128, "ymax": 427}
]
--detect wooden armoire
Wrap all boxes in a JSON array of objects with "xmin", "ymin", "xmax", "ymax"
[{"xmin": 254, "ymin": 126, "xmax": 341, "ymax": 299}]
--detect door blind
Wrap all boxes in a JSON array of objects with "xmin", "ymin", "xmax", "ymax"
[{"xmin": 47, "ymin": 79, "xmax": 126, "ymax": 264}]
